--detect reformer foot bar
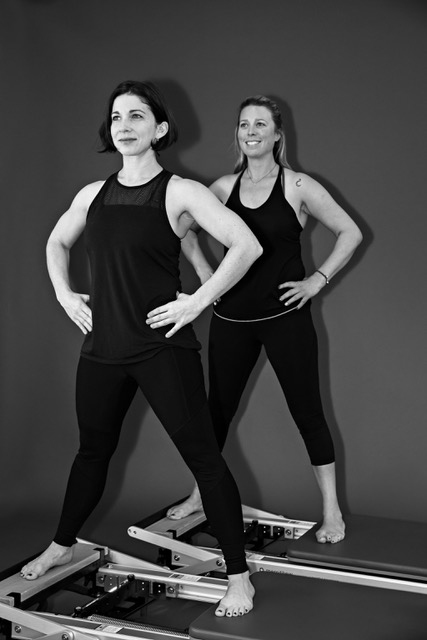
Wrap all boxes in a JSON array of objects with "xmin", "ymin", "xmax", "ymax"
[{"xmin": 1, "ymin": 508, "xmax": 427, "ymax": 640}]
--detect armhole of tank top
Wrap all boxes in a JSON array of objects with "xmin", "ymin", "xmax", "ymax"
[
  {"xmin": 281, "ymin": 167, "xmax": 305, "ymax": 232},
  {"xmin": 225, "ymin": 171, "xmax": 244, "ymax": 206},
  {"xmin": 162, "ymin": 172, "xmax": 188, "ymax": 241},
  {"xmin": 87, "ymin": 175, "xmax": 112, "ymax": 215},
  {"xmin": 161, "ymin": 171, "xmax": 173, "ymax": 212},
  {"xmin": 280, "ymin": 166, "xmax": 286, "ymax": 197}
]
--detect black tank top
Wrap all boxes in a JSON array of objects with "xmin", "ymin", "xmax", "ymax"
[
  {"xmin": 81, "ymin": 170, "xmax": 200, "ymax": 363},
  {"xmin": 214, "ymin": 167, "xmax": 306, "ymax": 322}
]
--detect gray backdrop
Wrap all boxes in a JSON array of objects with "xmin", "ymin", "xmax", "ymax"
[{"xmin": 1, "ymin": 0, "xmax": 426, "ymax": 565}]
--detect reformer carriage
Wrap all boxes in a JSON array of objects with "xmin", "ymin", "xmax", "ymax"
[{"xmin": 1, "ymin": 504, "xmax": 427, "ymax": 640}]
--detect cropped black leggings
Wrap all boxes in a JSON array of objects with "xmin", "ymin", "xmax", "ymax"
[
  {"xmin": 208, "ymin": 307, "xmax": 335, "ymax": 466},
  {"xmin": 54, "ymin": 347, "xmax": 247, "ymax": 575}
]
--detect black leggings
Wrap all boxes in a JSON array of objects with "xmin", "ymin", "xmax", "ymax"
[
  {"xmin": 208, "ymin": 308, "xmax": 335, "ymax": 466},
  {"xmin": 54, "ymin": 347, "xmax": 247, "ymax": 575}
]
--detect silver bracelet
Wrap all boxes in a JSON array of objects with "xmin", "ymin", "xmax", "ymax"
[{"xmin": 315, "ymin": 269, "xmax": 330, "ymax": 285}]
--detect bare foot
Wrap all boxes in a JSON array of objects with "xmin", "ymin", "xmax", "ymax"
[
  {"xmin": 20, "ymin": 542, "xmax": 73, "ymax": 580},
  {"xmin": 167, "ymin": 485, "xmax": 203, "ymax": 520},
  {"xmin": 215, "ymin": 571, "xmax": 255, "ymax": 617},
  {"xmin": 316, "ymin": 511, "xmax": 346, "ymax": 544}
]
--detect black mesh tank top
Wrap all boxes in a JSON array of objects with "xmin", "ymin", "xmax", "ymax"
[
  {"xmin": 214, "ymin": 167, "xmax": 306, "ymax": 322},
  {"xmin": 81, "ymin": 170, "xmax": 200, "ymax": 363}
]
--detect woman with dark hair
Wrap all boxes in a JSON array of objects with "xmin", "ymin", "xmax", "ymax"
[
  {"xmin": 21, "ymin": 81, "xmax": 262, "ymax": 618},
  {"xmin": 166, "ymin": 95, "xmax": 363, "ymax": 544}
]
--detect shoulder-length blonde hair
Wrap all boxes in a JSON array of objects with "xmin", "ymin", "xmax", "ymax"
[{"xmin": 234, "ymin": 95, "xmax": 291, "ymax": 173}]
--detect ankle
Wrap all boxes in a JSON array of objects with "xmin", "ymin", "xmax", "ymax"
[
  {"xmin": 51, "ymin": 541, "xmax": 72, "ymax": 554},
  {"xmin": 227, "ymin": 570, "xmax": 250, "ymax": 583}
]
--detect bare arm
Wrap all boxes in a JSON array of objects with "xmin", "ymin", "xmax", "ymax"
[
  {"xmin": 279, "ymin": 172, "xmax": 363, "ymax": 308},
  {"xmin": 180, "ymin": 174, "xmax": 238, "ymax": 285},
  {"xmin": 299, "ymin": 173, "xmax": 363, "ymax": 279},
  {"xmin": 180, "ymin": 180, "xmax": 262, "ymax": 307},
  {"xmin": 147, "ymin": 178, "xmax": 262, "ymax": 336},
  {"xmin": 46, "ymin": 181, "xmax": 104, "ymax": 333},
  {"xmin": 180, "ymin": 229, "xmax": 214, "ymax": 285}
]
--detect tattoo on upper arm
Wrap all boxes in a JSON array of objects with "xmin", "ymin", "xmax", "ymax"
[{"xmin": 296, "ymin": 178, "xmax": 302, "ymax": 187}]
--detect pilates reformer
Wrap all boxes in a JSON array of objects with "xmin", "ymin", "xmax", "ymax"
[{"xmin": 1, "ymin": 503, "xmax": 427, "ymax": 640}]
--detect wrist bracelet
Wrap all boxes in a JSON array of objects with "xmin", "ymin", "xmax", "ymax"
[{"xmin": 315, "ymin": 269, "xmax": 330, "ymax": 285}]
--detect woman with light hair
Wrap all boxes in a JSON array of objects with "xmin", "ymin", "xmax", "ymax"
[{"xmin": 166, "ymin": 95, "xmax": 363, "ymax": 544}]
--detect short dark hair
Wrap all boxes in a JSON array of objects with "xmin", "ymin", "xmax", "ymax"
[{"xmin": 98, "ymin": 80, "xmax": 178, "ymax": 153}]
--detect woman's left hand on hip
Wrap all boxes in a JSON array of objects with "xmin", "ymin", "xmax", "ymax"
[
  {"xmin": 278, "ymin": 275, "xmax": 325, "ymax": 309},
  {"xmin": 146, "ymin": 292, "xmax": 201, "ymax": 338}
]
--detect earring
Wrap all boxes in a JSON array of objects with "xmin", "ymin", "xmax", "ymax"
[{"xmin": 152, "ymin": 138, "xmax": 158, "ymax": 147}]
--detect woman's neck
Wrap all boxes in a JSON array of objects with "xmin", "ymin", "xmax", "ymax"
[
  {"xmin": 119, "ymin": 152, "xmax": 163, "ymax": 185},
  {"xmin": 245, "ymin": 156, "xmax": 278, "ymax": 183}
]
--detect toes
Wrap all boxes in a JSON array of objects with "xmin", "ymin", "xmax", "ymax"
[
  {"xmin": 24, "ymin": 571, "xmax": 39, "ymax": 581},
  {"xmin": 216, "ymin": 603, "xmax": 252, "ymax": 618},
  {"xmin": 20, "ymin": 566, "xmax": 35, "ymax": 580},
  {"xmin": 317, "ymin": 530, "xmax": 345, "ymax": 544},
  {"xmin": 167, "ymin": 507, "xmax": 187, "ymax": 520},
  {"xmin": 167, "ymin": 509, "xmax": 180, "ymax": 520},
  {"xmin": 331, "ymin": 534, "xmax": 345, "ymax": 544}
]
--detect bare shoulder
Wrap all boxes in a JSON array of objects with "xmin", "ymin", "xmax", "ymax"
[
  {"xmin": 63, "ymin": 180, "xmax": 106, "ymax": 220},
  {"xmin": 210, "ymin": 173, "xmax": 239, "ymax": 203},
  {"xmin": 166, "ymin": 176, "xmax": 218, "ymax": 221},
  {"xmin": 284, "ymin": 168, "xmax": 317, "ymax": 194},
  {"xmin": 285, "ymin": 169, "xmax": 329, "ymax": 206},
  {"xmin": 48, "ymin": 180, "xmax": 106, "ymax": 244},
  {"xmin": 74, "ymin": 180, "xmax": 105, "ymax": 209},
  {"xmin": 58, "ymin": 180, "xmax": 106, "ymax": 228},
  {"xmin": 167, "ymin": 174, "xmax": 209, "ymax": 200},
  {"xmin": 168, "ymin": 174, "xmax": 196, "ymax": 190}
]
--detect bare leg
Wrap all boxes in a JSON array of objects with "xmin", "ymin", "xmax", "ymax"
[
  {"xmin": 215, "ymin": 570, "xmax": 255, "ymax": 617},
  {"xmin": 167, "ymin": 482, "xmax": 203, "ymax": 519},
  {"xmin": 312, "ymin": 462, "xmax": 345, "ymax": 543},
  {"xmin": 20, "ymin": 541, "xmax": 73, "ymax": 580}
]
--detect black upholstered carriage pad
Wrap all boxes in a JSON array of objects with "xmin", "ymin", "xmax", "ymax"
[
  {"xmin": 286, "ymin": 514, "xmax": 427, "ymax": 580},
  {"xmin": 190, "ymin": 570, "xmax": 427, "ymax": 640}
]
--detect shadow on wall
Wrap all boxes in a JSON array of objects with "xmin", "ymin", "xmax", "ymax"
[{"xmin": 152, "ymin": 78, "xmax": 203, "ymax": 181}]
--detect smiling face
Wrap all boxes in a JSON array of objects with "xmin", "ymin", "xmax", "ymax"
[
  {"xmin": 237, "ymin": 104, "xmax": 281, "ymax": 160},
  {"xmin": 110, "ymin": 93, "xmax": 168, "ymax": 156}
]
